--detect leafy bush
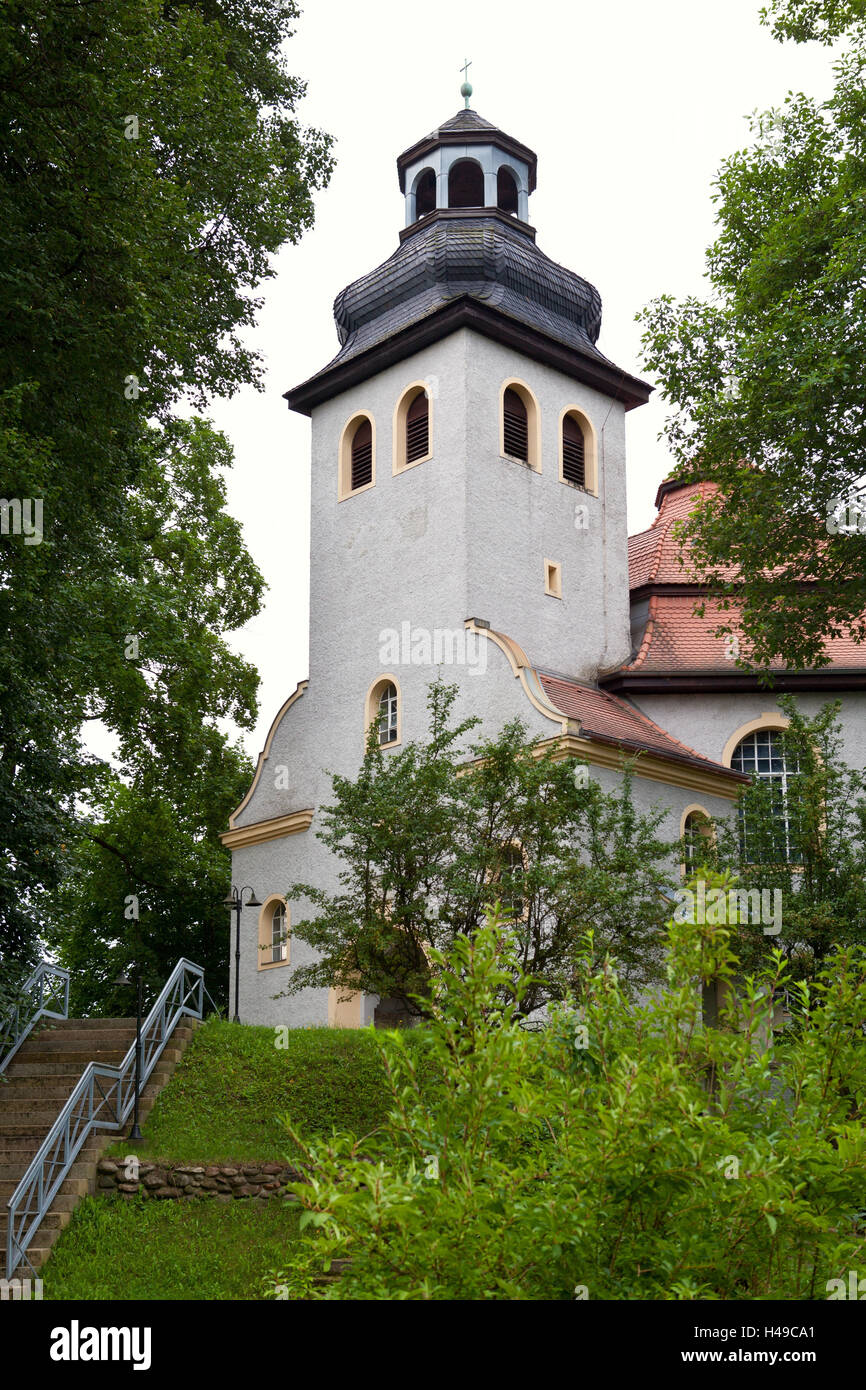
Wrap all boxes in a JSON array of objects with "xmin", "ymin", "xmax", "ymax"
[{"xmin": 270, "ymin": 880, "xmax": 866, "ymax": 1300}]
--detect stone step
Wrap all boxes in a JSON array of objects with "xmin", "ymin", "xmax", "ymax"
[
  {"xmin": 0, "ymin": 1205, "xmax": 70, "ymax": 1234},
  {"xmin": 0, "ymin": 1176, "xmax": 87, "ymax": 1202},
  {"xmin": 0, "ymin": 1149, "xmax": 102, "ymax": 1182},
  {"xmin": 41, "ymin": 1018, "xmax": 136, "ymax": 1031},
  {"xmin": 4, "ymin": 1060, "xmax": 89, "ymax": 1078},
  {"xmin": 0, "ymin": 1133, "xmax": 93, "ymax": 1158},
  {"xmin": 0, "ymin": 1071, "xmax": 171, "ymax": 1104},
  {"xmin": 0, "ymin": 1074, "xmax": 168, "ymax": 1114},
  {"xmin": 21, "ymin": 1036, "xmax": 135, "ymax": 1053},
  {"xmin": 0, "ymin": 1069, "xmax": 84, "ymax": 1087}
]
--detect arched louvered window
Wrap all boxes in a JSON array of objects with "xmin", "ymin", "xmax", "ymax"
[
  {"xmin": 351, "ymin": 418, "xmax": 373, "ymax": 491},
  {"xmin": 415, "ymin": 168, "xmax": 436, "ymax": 219},
  {"xmin": 448, "ymin": 158, "xmax": 484, "ymax": 208},
  {"xmin": 503, "ymin": 387, "xmax": 529, "ymax": 462},
  {"xmin": 497, "ymin": 167, "xmax": 519, "ymax": 215},
  {"xmin": 562, "ymin": 413, "xmax": 586, "ymax": 489},
  {"xmin": 406, "ymin": 390, "xmax": 429, "ymax": 463}
]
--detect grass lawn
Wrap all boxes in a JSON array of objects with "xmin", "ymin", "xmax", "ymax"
[
  {"xmin": 43, "ymin": 1194, "xmax": 302, "ymax": 1300},
  {"xmin": 104, "ymin": 1017, "xmax": 430, "ymax": 1164}
]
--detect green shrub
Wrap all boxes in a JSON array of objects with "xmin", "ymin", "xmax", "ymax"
[{"xmin": 269, "ymin": 877, "xmax": 866, "ymax": 1300}]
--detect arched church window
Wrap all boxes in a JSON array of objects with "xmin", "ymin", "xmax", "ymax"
[
  {"xmin": 377, "ymin": 683, "xmax": 398, "ymax": 746},
  {"xmin": 730, "ymin": 729, "xmax": 801, "ymax": 863},
  {"xmin": 497, "ymin": 167, "xmax": 519, "ymax": 215},
  {"xmin": 448, "ymin": 158, "xmax": 484, "ymax": 208},
  {"xmin": 258, "ymin": 897, "xmax": 289, "ymax": 969},
  {"xmin": 682, "ymin": 809, "xmax": 714, "ymax": 869},
  {"xmin": 415, "ymin": 168, "xmax": 436, "ymax": 219},
  {"xmin": 339, "ymin": 413, "xmax": 376, "ymax": 499},
  {"xmin": 365, "ymin": 676, "xmax": 401, "ymax": 749},
  {"xmin": 496, "ymin": 843, "xmax": 527, "ymax": 921}
]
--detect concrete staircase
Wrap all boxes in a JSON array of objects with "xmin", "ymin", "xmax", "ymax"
[{"xmin": 0, "ymin": 1015, "xmax": 198, "ymax": 1272}]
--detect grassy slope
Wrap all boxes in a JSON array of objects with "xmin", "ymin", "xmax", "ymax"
[
  {"xmin": 105, "ymin": 1017, "xmax": 423, "ymax": 1164},
  {"xmin": 45, "ymin": 1019, "xmax": 427, "ymax": 1299}
]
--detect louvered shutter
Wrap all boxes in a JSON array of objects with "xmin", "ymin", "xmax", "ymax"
[
  {"xmin": 406, "ymin": 391, "xmax": 429, "ymax": 463},
  {"xmin": 503, "ymin": 388, "xmax": 528, "ymax": 462},
  {"xmin": 562, "ymin": 413, "xmax": 585, "ymax": 487},
  {"xmin": 351, "ymin": 419, "xmax": 373, "ymax": 490}
]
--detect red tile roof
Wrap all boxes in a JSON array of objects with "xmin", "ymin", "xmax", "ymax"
[
  {"xmin": 629, "ymin": 478, "xmax": 736, "ymax": 590},
  {"xmin": 538, "ymin": 673, "xmax": 744, "ymax": 780},
  {"xmin": 624, "ymin": 595, "xmax": 866, "ymax": 673},
  {"xmin": 625, "ymin": 477, "xmax": 866, "ymax": 675}
]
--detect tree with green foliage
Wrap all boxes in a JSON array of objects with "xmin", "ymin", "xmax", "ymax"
[
  {"xmin": 282, "ymin": 682, "xmax": 676, "ymax": 1019},
  {"xmin": 270, "ymin": 893, "xmax": 866, "ymax": 1301},
  {"xmin": 685, "ymin": 697, "xmax": 866, "ymax": 983},
  {"xmin": 639, "ymin": 0, "xmax": 866, "ymax": 671},
  {"xmin": 0, "ymin": 0, "xmax": 333, "ymax": 962}
]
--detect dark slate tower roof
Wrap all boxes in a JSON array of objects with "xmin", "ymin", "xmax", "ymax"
[
  {"xmin": 287, "ymin": 110, "xmax": 651, "ymax": 415},
  {"xmin": 331, "ymin": 217, "xmax": 603, "ymax": 365}
]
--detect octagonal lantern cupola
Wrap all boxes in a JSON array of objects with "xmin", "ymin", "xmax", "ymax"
[{"xmin": 397, "ymin": 107, "xmax": 537, "ymax": 228}]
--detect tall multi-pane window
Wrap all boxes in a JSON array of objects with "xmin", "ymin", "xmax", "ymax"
[
  {"xmin": 270, "ymin": 901, "xmax": 287, "ymax": 963},
  {"xmin": 377, "ymin": 682, "xmax": 399, "ymax": 746},
  {"xmin": 731, "ymin": 729, "xmax": 801, "ymax": 862},
  {"xmin": 683, "ymin": 810, "xmax": 712, "ymax": 868},
  {"xmin": 497, "ymin": 843, "xmax": 526, "ymax": 920}
]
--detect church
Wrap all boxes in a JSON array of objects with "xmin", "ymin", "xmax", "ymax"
[{"xmin": 222, "ymin": 98, "xmax": 866, "ymax": 1027}]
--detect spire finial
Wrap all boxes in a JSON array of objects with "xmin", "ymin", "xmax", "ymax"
[{"xmin": 459, "ymin": 57, "xmax": 472, "ymax": 109}]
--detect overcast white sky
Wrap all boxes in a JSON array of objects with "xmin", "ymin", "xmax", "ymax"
[{"xmin": 206, "ymin": 0, "xmax": 839, "ymax": 759}]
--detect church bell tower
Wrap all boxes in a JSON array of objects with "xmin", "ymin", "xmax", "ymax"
[{"xmin": 286, "ymin": 91, "xmax": 652, "ymax": 743}]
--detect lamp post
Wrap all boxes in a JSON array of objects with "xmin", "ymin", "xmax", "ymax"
[
  {"xmin": 113, "ymin": 964, "xmax": 145, "ymax": 1144},
  {"xmin": 222, "ymin": 886, "xmax": 262, "ymax": 1024}
]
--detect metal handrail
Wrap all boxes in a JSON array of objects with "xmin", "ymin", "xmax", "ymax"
[
  {"xmin": 0, "ymin": 961, "xmax": 70, "ymax": 1075},
  {"xmin": 5, "ymin": 957, "xmax": 205, "ymax": 1278}
]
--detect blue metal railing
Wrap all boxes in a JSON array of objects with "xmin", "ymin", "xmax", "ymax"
[
  {"xmin": 5, "ymin": 957, "xmax": 205, "ymax": 1278},
  {"xmin": 0, "ymin": 962, "xmax": 70, "ymax": 1075}
]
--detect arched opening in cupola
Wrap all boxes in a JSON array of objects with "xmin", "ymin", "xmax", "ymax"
[
  {"xmin": 497, "ymin": 167, "xmax": 519, "ymax": 215},
  {"xmin": 414, "ymin": 168, "xmax": 436, "ymax": 219},
  {"xmin": 448, "ymin": 158, "xmax": 484, "ymax": 209}
]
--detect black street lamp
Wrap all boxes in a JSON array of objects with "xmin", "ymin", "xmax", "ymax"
[
  {"xmin": 114, "ymin": 963, "xmax": 145, "ymax": 1144},
  {"xmin": 222, "ymin": 886, "xmax": 262, "ymax": 1024}
]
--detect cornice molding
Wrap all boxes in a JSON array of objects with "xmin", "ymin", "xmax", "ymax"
[
  {"xmin": 286, "ymin": 298, "xmax": 652, "ymax": 416},
  {"xmin": 535, "ymin": 735, "xmax": 746, "ymax": 800},
  {"xmin": 220, "ymin": 809, "xmax": 314, "ymax": 851}
]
